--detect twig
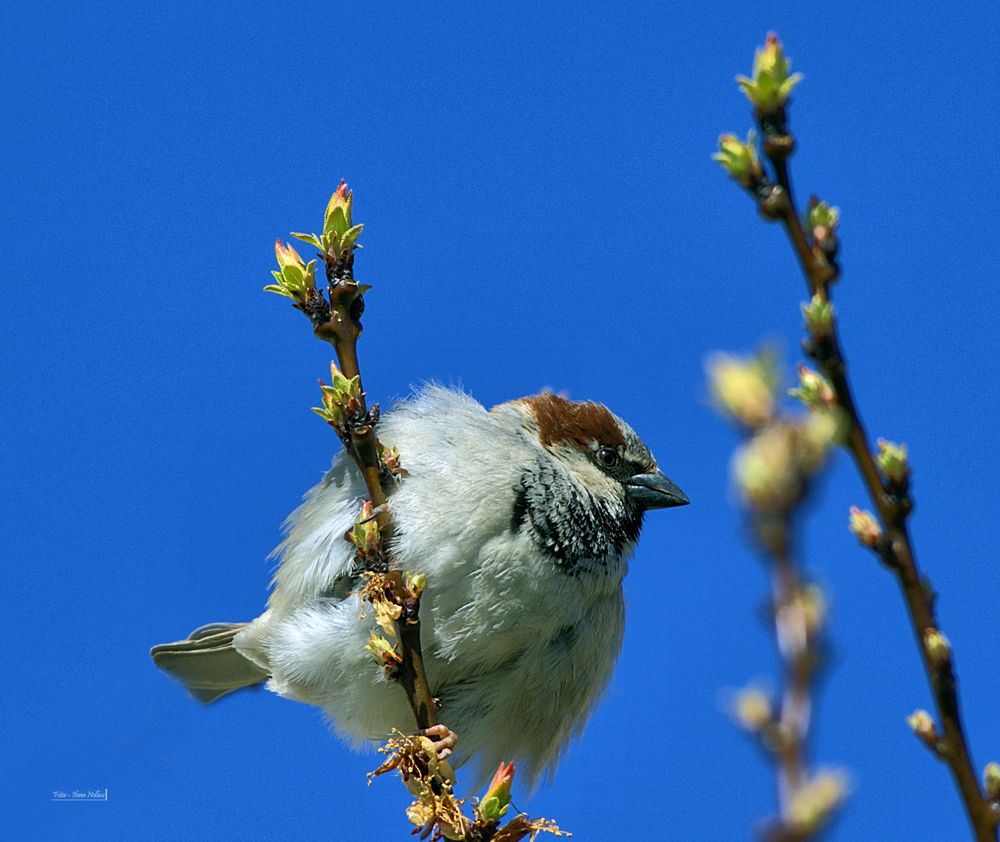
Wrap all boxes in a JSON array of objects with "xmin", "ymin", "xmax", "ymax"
[
  {"xmin": 764, "ymin": 144, "xmax": 995, "ymax": 842},
  {"xmin": 714, "ymin": 33, "xmax": 995, "ymax": 837},
  {"xmin": 321, "ymin": 283, "xmax": 438, "ymax": 731},
  {"xmin": 272, "ymin": 185, "xmax": 438, "ymax": 732}
]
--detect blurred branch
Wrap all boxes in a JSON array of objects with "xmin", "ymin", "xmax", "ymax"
[
  {"xmin": 710, "ymin": 352, "xmax": 846, "ymax": 838},
  {"xmin": 714, "ymin": 33, "xmax": 999, "ymax": 841}
]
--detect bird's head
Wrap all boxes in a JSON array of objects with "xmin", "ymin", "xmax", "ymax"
[
  {"xmin": 497, "ymin": 392, "xmax": 688, "ymax": 574},
  {"xmin": 513, "ymin": 391, "xmax": 689, "ymax": 512}
]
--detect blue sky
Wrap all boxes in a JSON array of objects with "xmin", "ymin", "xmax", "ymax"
[{"xmin": 3, "ymin": 2, "xmax": 998, "ymax": 840}]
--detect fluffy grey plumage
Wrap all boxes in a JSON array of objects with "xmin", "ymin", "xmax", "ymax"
[{"xmin": 153, "ymin": 386, "xmax": 688, "ymax": 788}]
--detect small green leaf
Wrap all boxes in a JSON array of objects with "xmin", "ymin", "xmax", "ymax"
[
  {"xmin": 341, "ymin": 223, "xmax": 364, "ymax": 251},
  {"xmin": 282, "ymin": 264, "xmax": 304, "ymax": 289},
  {"xmin": 291, "ymin": 231, "xmax": 323, "ymax": 251},
  {"xmin": 264, "ymin": 284, "xmax": 293, "ymax": 297},
  {"xmin": 325, "ymin": 206, "xmax": 349, "ymax": 238}
]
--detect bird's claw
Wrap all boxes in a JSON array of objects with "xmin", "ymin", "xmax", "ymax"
[{"xmin": 415, "ymin": 723, "xmax": 458, "ymax": 760}]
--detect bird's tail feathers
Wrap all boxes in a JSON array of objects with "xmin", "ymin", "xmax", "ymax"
[{"xmin": 151, "ymin": 622, "xmax": 268, "ymax": 703}]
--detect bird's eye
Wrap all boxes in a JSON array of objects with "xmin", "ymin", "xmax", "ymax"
[{"xmin": 596, "ymin": 446, "xmax": 619, "ymax": 468}]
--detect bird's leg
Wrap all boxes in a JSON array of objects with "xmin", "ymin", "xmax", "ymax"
[{"xmin": 415, "ymin": 723, "xmax": 458, "ymax": 760}]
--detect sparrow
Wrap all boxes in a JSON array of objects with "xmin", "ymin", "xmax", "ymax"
[{"xmin": 152, "ymin": 387, "xmax": 688, "ymax": 786}]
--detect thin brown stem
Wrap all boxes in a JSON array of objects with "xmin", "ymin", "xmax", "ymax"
[
  {"xmin": 314, "ymin": 273, "xmax": 438, "ymax": 731},
  {"xmin": 763, "ymin": 141, "xmax": 997, "ymax": 841}
]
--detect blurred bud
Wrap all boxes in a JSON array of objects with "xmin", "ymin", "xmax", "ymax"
[
  {"xmin": 707, "ymin": 347, "xmax": 780, "ymax": 429},
  {"xmin": 794, "ymin": 410, "xmax": 843, "ymax": 476},
  {"xmin": 736, "ymin": 32, "xmax": 804, "ymax": 113},
  {"xmin": 983, "ymin": 762, "xmax": 1000, "ymax": 799},
  {"xmin": 733, "ymin": 687, "xmax": 773, "ymax": 732},
  {"xmin": 807, "ymin": 200, "xmax": 840, "ymax": 239},
  {"xmin": 786, "ymin": 770, "xmax": 848, "ymax": 834},
  {"xmin": 712, "ymin": 131, "xmax": 764, "ymax": 187},
  {"xmin": 801, "ymin": 295, "xmax": 835, "ymax": 338},
  {"xmin": 923, "ymin": 628, "xmax": 951, "ymax": 668},
  {"xmin": 265, "ymin": 239, "xmax": 318, "ymax": 302},
  {"xmin": 876, "ymin": 439, "xmax": 910, "ymax": 484},
  {"xmin": 789, "ymin": 364, "xmax": 836, "ymax": 410},
  {"xmin": 907, "ymin": 709, "xmax": 936, "ymax": 740},
  {"xmin": 732, "ymin": 424, "xmax": 799, "ymax": 511},
  {"xmin": 848, "ymin": 506, "xmax": 882, "ymax": 548},
  {"xmin": 479, "ymin": 761, "xmax": 515, "ymax": 822},
  {"xmin": 798, "ymin": 410, "xmax": 841, "ymax": 472}
]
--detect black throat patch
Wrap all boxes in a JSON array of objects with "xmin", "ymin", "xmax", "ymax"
[{"xmin": 511, "ymin": 459, "xmax": 643, "ymax": 574}]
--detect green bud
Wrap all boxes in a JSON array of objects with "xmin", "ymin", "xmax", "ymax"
[
  {"xmin": 264, "ymin": 240, "xmax": 318, "ymax": 302},
  {"xmin": 807, "ymin": 200, "xmax": 839, "ymax": 233},
  {"xmin": 876, "ymin": 439, "xmax": 909, "ymax": 483},
  {"xmin": 789, "ymin": 363, "xmax": 836, "ymax": 410},
  {"xmin": 712, "ymin": 130, "xmax": 763, "ymax": 187},
  {"xmin": 321, "ymin": 180, "xmax": 364, "ymax": 261},
  {"xmin": 848, "ymin": 506, "xmax": 882, "ymax": 548},
  {"xmin": 365, "ymin": 632, "xmax": 401, "ymax": 667},
  {"xmin": 480, "ymin": 762, "xmax": 515, "ymax": 822},
  {"xmin": 801, "ymin": 295, "xmax": 835, "ymax": 338},
  {"xmin": 406, "ymin": 572, "xmax": 427, "ymax": 599},
  {"xmin": 907, "ymin": 709, "xmax": 936, "ymax": 740},
  {"xmin": 736, "ymin": 32, "xmax": 803, "ymax": 113},
  {"xmin": 923, "ymin": 628, "xmax": 951, "ymax": 668},
  {"xmin": 984, "ymin": 762, "xmax": 1000, "ymax": 799}
]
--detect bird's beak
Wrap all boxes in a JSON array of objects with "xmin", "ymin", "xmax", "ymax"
[{"xmin": 626, "ymin": 470, "xmax": 690, "ymax": 509}]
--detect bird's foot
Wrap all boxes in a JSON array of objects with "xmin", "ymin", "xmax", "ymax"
[{"xmin": 416, "ymin": 723, "xmax": 458, "ymax": 760}]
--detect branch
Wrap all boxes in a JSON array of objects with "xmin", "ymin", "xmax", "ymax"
[
  {"xmin": 268, "ymin": 185, "xmax": 567, "ymax": 841},
  {"xmin": 269, "ymin": 185, "xmax": 438, "ymax": 732},
  {"xmin": 317, "ymin": 280, "xmax": 438, "ymax": 732},
  {"xmin": 715, "ymin": 33, "xmax": 998, "ymax": 841},
  {"xmin": 710, "ymin": 356, "xmax": 846, "ymax": 838}
]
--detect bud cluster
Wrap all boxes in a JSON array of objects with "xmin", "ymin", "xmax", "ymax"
[{"xmin": 313, "ymin": 361, "xmax": 366, "ymax": 444}]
